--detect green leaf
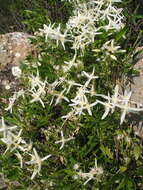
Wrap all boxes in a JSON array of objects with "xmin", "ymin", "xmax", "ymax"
[
  {"xmin": 100, "ymin": 144, "xmax": 113, "ymax": 159},
  {"xmin": 133, "ymin": 146, "xmax": 141, "ymax": 160},
  {"xmin": 119, "ymin": 166, "xmax": 127, "ymax": 173},
  {"xmin": 115, "ymin": 27, "xmax": 127, "ymax": 41}
]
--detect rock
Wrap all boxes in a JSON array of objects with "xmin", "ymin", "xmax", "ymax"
[
  {"xmin": 0, "ymin": 32, "xmax": 34, "ymax": 69},
  {"xmin": 129, "ymin": 47, "xmax": 143, "ymax": 139},
  {"xmin": 130, "ymin": 47, "xmax": 143, "ymax": 105},
  {"xmin": 0, "ymin": 32, "xmax": 34, "ymax": 92}
]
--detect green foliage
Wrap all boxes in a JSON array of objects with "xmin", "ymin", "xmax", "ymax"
[
  {"xmin": 0, "ymin": 0, "xmax": 72, "ymax": 34},
  {"xmin": 0, "ymin": 0, "xmax": 143, "ymax": 189},
  {"xmin": 22, "ymin": 9, "xmax": 50, "ymax": 33}
]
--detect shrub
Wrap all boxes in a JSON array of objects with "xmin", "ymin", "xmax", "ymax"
[{"xmin": 0, "ymin": 0, "xmax": 143, "ymax": 189}]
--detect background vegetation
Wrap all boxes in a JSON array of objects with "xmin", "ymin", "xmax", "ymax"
[{"xmin": 0, "ymin": 0, "xmax": 72, "ymax": 34}]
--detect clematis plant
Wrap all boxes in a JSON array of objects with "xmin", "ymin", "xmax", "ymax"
[{"xmin": 0, "ymin": 0, "xmax": 143, "ymax": 189}]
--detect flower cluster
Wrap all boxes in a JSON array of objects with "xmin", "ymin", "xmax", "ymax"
[
  {"xmin": 28, "ymin": 70, "xmax": 47, "ymax": 107},
  {"xmin": 5, "ymin": 89, "xmax": 25, "ymax": 113},
  {"xmin": 0, "ymin": 117, "xmax": 51, "ymax": 179},
  {"xmin": 96, "ymin": 85, "xmax": 143, "ymax": 124},
  {"xmin": 4, "ymin": 0, "xmax": 142, "ymax": 153},
  {"xmin": 39, "ymin": 23, "xmax": 68, "ymax": 49},
  {"xmin": 73, "ymin": 158, "xmax": 103, "ymax": 185},
  {"xmin": 39, "ymin": 0, "xmax": 124, "ymax": 53}
]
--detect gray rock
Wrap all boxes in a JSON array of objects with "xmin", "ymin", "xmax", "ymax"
[
  {"xmin": 0, "ymin": 32, "xmax": 34, "ymax": 92},
  {"xmin": 129, "ymin": 47, "xmax": 143, "ymax": 139},
  {"xmin": 130, "ymin": 50, "xmax": 143, "ymax": 105},
  {"xmin": 0, "ymin": 32, "xmax": 34, "ymax": 69}
]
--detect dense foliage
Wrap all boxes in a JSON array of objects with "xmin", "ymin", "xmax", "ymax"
[
  {"xmin": 1, "ymin": 0, "xmax": 143, "ymax": 189},
  {"xmin": 0, "ymin": 0, "xmax": 72, "ymax": 34}
]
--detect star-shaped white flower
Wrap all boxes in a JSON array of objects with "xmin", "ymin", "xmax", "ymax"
[
  {"xmin": 55, "ymin": 131, "xmax": 75, "ymax": 150},
  {"xmin": 54, "ymin": 89, "xmax": 69, "ymax": 105},
  {"xmin": 96, "ymin": 93, "xmax": 113, "ymax": 119},
  {"xmin": 83, "ymin": 101, "xmax": 98, "ymax": 116},
  {"xmin": 115, "ymin": 91, "xmax": 143, "ymax": 124},
  {"xmin": 65, "ymin": 80, "xmax": 82, "ymax": 94},
  {"xmin": 82, "ymin": 68, "xmax": 98, "ymax": 86},
  {"xmin": 39, "ymin": 23, "xmax": 55, "ymax": 42},
  {"xmin": 96, "ymin": 85, "xmax": 121, "ymax": 113},
  {"xmin": 0, "ymin": 117, "xmax": 17, "ymax": 138},
  {"xmin": 1, "ymin": 129, "xmax": 26, "ymax": 153},
  {"xmin": 30, "ymin": 85, "xmax": 46, "ymax": 108},
  {"xmin": 29, "ymin": 70, "xmax": 45, "ymax": 91},
  {"xmin": 75, "ymin": 158, "xmax": 103, "ymax": 185},
  {"xmin": 26, "ymin": 148, "xmax": 51, "ymax": 180},
  {"xmin": 15, "ymin": 151, "xmax": 23, "ymax": 168},
  {"xmin": 5, "ymin": 90, "xmax": 25, "ymax": 113}
]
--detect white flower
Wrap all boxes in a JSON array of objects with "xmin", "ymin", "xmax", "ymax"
[
  {"xmin": 24, "ymin": 141, "xmax": 33, "ymax": 152},
  {"xmin": 103, "ymin": 39, "xmax": 120, "ymax": 51},
  {"xmin": 61, "ymin": 109, "xmax": 78, "ymax": 124},
  {"xmin": 1, "ymin": 129, "xmax": 26, "ymax": 153},
  {"xmin": 75, "ymin": 158, "xmax": 103, "ymax": 185},
  {"xmin": 96, "ymin": 86, "xmax": 143, "ymax": 124},
  {"xmin": 5, "ymin": 90, "xmax": 25, "ymax": 113},
  {"xmin": 70, "ymin": 98, "xmax": 97, "ymax": 116},
  {"xmin": 69, "ymin": 87, "xmax": 88, "ymax": 113},
  {"xmin": 5, "ymin": 94, "xmax": 17, "ymax": 113},
  {"xmin": 0, "ymin": 117, "xmax": 17, "ymax": 138},
  {"xmin": 111, "ymin": 85, "xmax": 120, "ymax": 112},
  {"xmin": 96, "ymin": 93, "xmax": 113, "ymax": 119},
  {"xmin": 12, "ymin": 66, "xmax": 22, "ymax": 78},
  {"xmin": 63, "ymin": 53, "xmax": 77, "ymax": 72},
  {"xmin": 54, "ymin": 89, "xmax": 69, "ymax": 105},
  {"xmin": 102, "ymin": 39, "xmax": 125, "ymax": 60},
  {"xmin": 26, "ymin": 148, "xmax": 51, "ymax": 179},
  {"xmin": 82, "ymin": 68, "xmax": 99, "ymax": 87},
  {"xmin": 30, "ymin": 85, "xmax": 46, "ymax": 108},
  {"xmin": 69, "ymin": 85, "xmax": 97, "ymax": 116},
  {"xmin": 39, "ymin": 23, "xmax": 68, "ymax": 49},
  {"xmin": 28, "ymin": 71, "xmax": 47, "ymax": 107},
  {"xmin": 66, "ymin": 0, "xmax": 124, "ymax": 53},
  {"xmin": 15, "ymin": 52, "xmax": 21, "ymax": 57},
  {"xmin": 115, "ymin": 91, "xmax": 143, "ymax": 124},
  {"xmin": 55, "ymin": 131, "xmax": 74, "ymax": 150},
  {"xmin": 39, "ymin": 23, "xmax": 55, "ymax": 42},
  {"xmin": 66, "ymin": 2, "xmax": 101, "ymax": 52},
  {"xmin": 103, "ymin": 14, "xmax": 124, "ymax": 31},
  {"xmin": 96, "ymin": 85, "xmax": 121, "ymax": 113},
  {"xmin": 65, "ymin": 80, "xmax": 82, "ymax": 94},
  {"xmin": 52, "ymin": 24, "xmax": 68, "ymax": 49},
  {"xmin": 83, "ymin": 101, "xmax": 98, "ymax": 116},
  {"xmin": 29, "ymin": 70, "xmax": 46, "ymax": 91},
  {"xmin": 15, "ymin": 151, "xmax": 23, "ymax": 168},
  {"xmin": 73, "ymin": 163, "xmax": 80, "ymax": 170},
  {"xmin": 96, "ymin": 88, "xmax": 118, "ymax": 119}
]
